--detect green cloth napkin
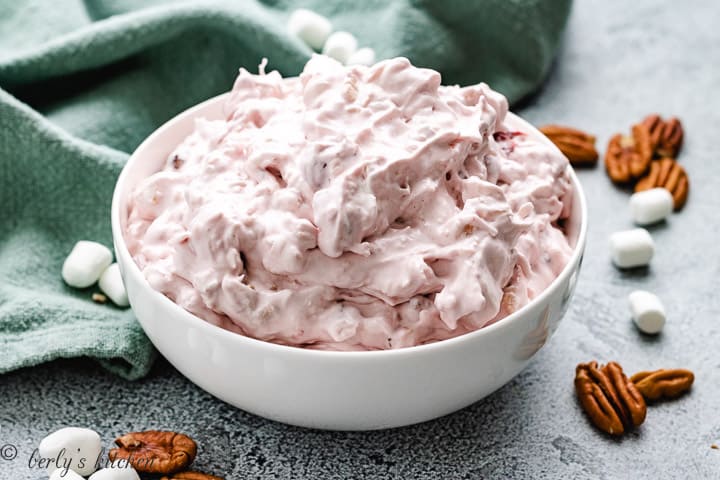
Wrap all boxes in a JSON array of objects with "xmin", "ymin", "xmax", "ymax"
[{"xmin": 0, "ymin": 0, "xmax": 572, "ymax": 380}]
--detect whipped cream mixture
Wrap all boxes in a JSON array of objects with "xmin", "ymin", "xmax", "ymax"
[{"xmin": 124, "ymin": 55, "xmax": 574, "ymax": 350}]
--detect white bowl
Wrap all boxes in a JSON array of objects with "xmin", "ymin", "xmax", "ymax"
[{"xmin": 111, "ymin": 93, "xmax": 587, "ymax": 431}]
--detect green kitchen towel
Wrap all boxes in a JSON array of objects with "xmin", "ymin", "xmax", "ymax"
[{"xmin": 0, "ymin": 0, "xmax": 572, "ymax": 380}]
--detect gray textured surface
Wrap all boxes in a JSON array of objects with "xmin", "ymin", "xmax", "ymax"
[{"xmin": 2, "ymin": 1, "xmax": 720, "ymax": 478}]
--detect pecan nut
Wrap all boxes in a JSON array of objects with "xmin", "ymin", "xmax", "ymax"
[
  {"xmin": 109, "ymin": 431, "xmax": 197, "ymax": 474},
  {"xmin": 630, "ymin": 368, "xmax": 694, "ymax": 401},
  {"xmin": 642, "ymin": 114, "xmax": 684, "ymax": 158},
  {"xmin": 161, "ymin": 472, "xmax": 224, "ymax": 480},
  {"xmin": 539, "ymin": 125, "xmax": 599, "ymax": 166},
  {"xmin": 604, "ymin": 123, "xmax": 653, "ymax": 183},
  {"xmin": 575, "ymin": 361, "xmax": 647, "ymax": 435},
  {"xmin": 634, "ymin": 157, "xmax": 689, "ymax": 209}
]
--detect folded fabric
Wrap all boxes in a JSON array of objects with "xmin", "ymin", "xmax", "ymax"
[{"xmin": 0, "ymin": 0, "xmax": 572, "ymax": 379}]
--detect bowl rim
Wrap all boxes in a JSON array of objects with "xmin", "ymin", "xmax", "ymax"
[{"xmin": 111, "ymin": 92, "xmax": 588, "ymax": 359}]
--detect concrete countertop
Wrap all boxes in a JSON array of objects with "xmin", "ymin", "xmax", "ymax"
[{"xmin": 2, "ymin": 1, "xmax": 719, "ymax": 478}]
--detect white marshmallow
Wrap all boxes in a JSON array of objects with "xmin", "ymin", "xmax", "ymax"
[
  {"xmin": 628, "ymin": 290, "xmax": 666, "ymax": 334},
  {"xmin": 322, "ymin": 31, "xmax": 358, "ymax": 64},
  {"xmin": 89, "ymin": 465, "xmax": 141, "ymax": 480},
  {"xmin": 39, "ymin": 427, "xmax": 102, "ymax": 477},
  {"xmin": 287, "ymin": 9, "xmax": 332, "ymax": 50},
  {"xmin": 98, "ymin": 263, "xmax": 129, "ymax": 307},
  {"xmin": 50, "ymin": 469, "xmax": 85, "ymax": 480},
  {"xmin": 630, "ymin": 188, "xmax": 673, "ymax": 225},
  {"xmin": 62, "ymin": 241, "xmax": 113, "ymax": 288},
  {"xmin": 609, "ymin": 228, "xmax": 654, "ymax": 268},
  {"xmin": 347, "ymin": 47, "xmax": 376, "ymax": 66}
]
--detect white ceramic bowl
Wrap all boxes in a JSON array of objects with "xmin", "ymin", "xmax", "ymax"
[{"xmin": 111, "ymin": 93, "xmax": 587, "ymax": 431}]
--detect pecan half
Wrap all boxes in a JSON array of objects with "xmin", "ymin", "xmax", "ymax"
[
  {"xmin": 604, "ymin": 124, "xmax": 653, "ymax": 183},
  {"xmin": 575, "ymin": 361, "xmax": 646, "ymax": 435},
  {"xmin": 109, "ymin": 431, "xmax": 197, "ymax": 474},
  {"xmin": 634, "ymin": 157, "xmax": 689, "ymax": 209},
  {"xmin": 630, "ymin": 369, "xmax": 694, "ymax": 401},
  {"xmin": 659, "ymin": 117, "xmax": 684, "ymax": 157},
  {"xmin": 539, "ymin": 125, "xmax": 599, "ymax": 166},
  {"xmin": 161, "ymin": 472, "xmax": 224, "ymax": 480},
  {"xmin": 642, "ymin": 114, "xmax": 684, "ymax": 158}
]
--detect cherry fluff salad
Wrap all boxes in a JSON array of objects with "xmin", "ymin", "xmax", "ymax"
[{"xmin": 124, "ymin": 55, "xmax": 574, "ymax": 351}]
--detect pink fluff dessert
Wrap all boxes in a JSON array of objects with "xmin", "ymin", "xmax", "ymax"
[{"xmin": 124, "ymin": 55, "xmax": 573, "ymax": 351}]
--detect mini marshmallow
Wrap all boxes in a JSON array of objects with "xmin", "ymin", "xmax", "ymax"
[
  {"xmin": 347, "ymin": 47, "xmax": 376, "ymax": 66},
  {"xmin": 62, "ymin": 241, "xmax": 113, "ymax": 288},
  {"xmin": 630, "ymin": 188, "xmax": 673, "ymax": 225},
  {"xmin": 628, "ymin": 290, "xmax": 666, "ymax": 334},
  {"xmin": 39, "ymin": 427, "xmax": 102, "ymax": 477},
  {"xmin": 609, "ymin": 228, "xmax": 654, "ymax": 268},
  {"xmin": 322, "ymin": 31, "xmax": 358, "ymax": 64},
  {"xmin": 50, "ymin": 469, "xmax": 85, "ymax": 480},
  {"xmin": 287, "ymin": 9, "xmax": 332, "ymax": 50},
  {"xmin": 99, "ymin": 263, "xmax": 129, "ymax": 307},
  {"xmin": 89, "ymin": 465, "xmax": 141, "ymax": 480}
]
